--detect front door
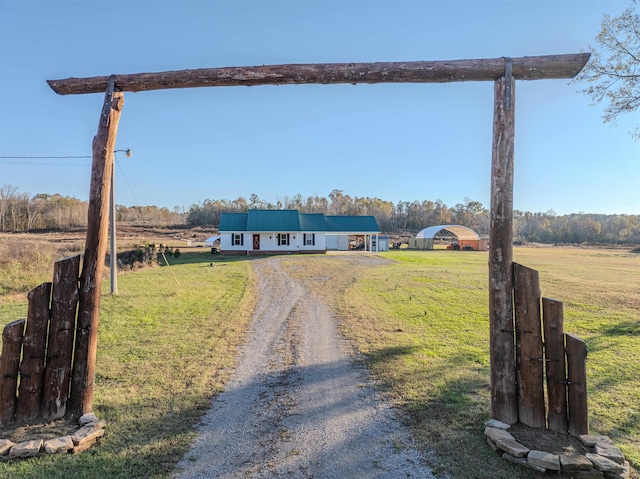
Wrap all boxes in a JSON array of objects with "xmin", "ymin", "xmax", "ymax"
[{"xmin": 253, "ymin": 234, "xmax": 260, "ymax": 250}]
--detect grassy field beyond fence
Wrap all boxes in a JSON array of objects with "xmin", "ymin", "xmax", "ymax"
[
  {"xmin": 0, "ymin": 245, "xmax": 637, "ymax": 478},
  {"xmin": 333, "ymin": 248, "xmax": 639, "ymax": 479},
  {"xmin": 0, "ymin": 250, "xmax": 254, "ymax": 479}
]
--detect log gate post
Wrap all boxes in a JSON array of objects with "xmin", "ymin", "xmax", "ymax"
[
  {"xmin": 69, "ymin": 76, "xmax": 124, "ymax": 417},
  {"xmin": 489, "ymin": 59, "xmax": 518, "ymax": 424}
]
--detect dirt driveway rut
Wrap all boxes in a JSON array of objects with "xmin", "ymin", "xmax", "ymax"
[{"xmin": 175, "ymin": 256, "xmax": 438, "ymax": 479}]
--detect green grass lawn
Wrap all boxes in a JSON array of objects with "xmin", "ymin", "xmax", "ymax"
[
  {"xmin": 334, "ymin": 248, "xmax": 639, "ymax": 479},
  {"xmin": 0, "ymin": 251, "xmax": 255, "ymax": 479},
  {"xmin": 0, "ymin": 246, "xmax": 637, "ymax": 479}
]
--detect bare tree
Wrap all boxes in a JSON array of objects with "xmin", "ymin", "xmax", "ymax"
[
  {"xmin": 574, "ymin": 0, "xmax": 640, "ymax": 139},
  {"xmin": 0, "ymin": 184, "xmax": 18, "ymax": 232}
]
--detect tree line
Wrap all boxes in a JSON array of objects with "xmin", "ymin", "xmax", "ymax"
[
  {"xmin": 185, "ymin": 190, "xmax": 639, "ymax": 245},
  {"xmin": 0, "ymin": 185, "xmax": 184, "ymax": 232},
  {"xmin": 1, "ymin": 185, "xmax": 638, "ymax": 244}
]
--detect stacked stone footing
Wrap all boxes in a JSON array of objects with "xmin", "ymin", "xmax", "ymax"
[
  {"xmin": 0, "ymin": 413, "xmax": 105, "ymax": 460},
  {"xmin": 484, "ymin": 419, "xmax": 630, "ymax": 479}
]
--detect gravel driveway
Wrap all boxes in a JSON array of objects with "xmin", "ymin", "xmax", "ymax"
[{"xmin": 174, "ymin": 255, "xmax": 438, "ymax": 479}]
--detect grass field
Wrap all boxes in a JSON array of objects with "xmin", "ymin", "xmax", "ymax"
[
  {"xmin": 0, "ymin": 250, "xmax": 255, "ymax": 478},
  {"xmin": 334, "ymin": 247, "xmax": 639, "ymax": 478},
  {"xmin": 0, "ymin": 243, "xmax": 637, "ymax": 478}
]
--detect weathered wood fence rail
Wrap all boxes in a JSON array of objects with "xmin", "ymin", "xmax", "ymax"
[
  {"xmin": 513, "ymin": 263, "xmax": 588, "ymax": 435},
  {"xmin": 0, "ymin": 255, "xmax": 83, "ymax": 426}
]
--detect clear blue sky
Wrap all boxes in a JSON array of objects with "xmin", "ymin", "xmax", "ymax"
[{"xmin": 1, "ymin": 0, "xmax": 638, "ymax": 215}]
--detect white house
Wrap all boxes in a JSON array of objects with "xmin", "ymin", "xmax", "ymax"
[{"xmin": 218, "ymin": 210, "xmax": 381, "ymax": 255}]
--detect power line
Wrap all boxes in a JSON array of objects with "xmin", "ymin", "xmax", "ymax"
[
  {"xmin": 2, "ymin": 152, "xmax": 142, "ymax": 206},
  {"xmin": 0, "ymin": 155, "xmax": 91, "ymax": 167},
  {"xmin": 115, "ymin": 158, "xmax": 140, "ymax": 206},
  {"xmin": 0, "ymin": 160, "xmax": 91, "ymax": 166},
  {"xmin": 0, "ymin": 155, "xmax": 91, "ymax": 159}
]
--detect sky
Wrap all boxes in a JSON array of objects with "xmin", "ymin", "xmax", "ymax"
[{"xmin": 0, "ymin": 0, "xmax": 638, "ymax": 215}]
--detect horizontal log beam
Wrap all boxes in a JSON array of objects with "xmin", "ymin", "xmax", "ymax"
[{"xmin": 47, "ymin": 53, "xmax": 590, "ymax": 95}]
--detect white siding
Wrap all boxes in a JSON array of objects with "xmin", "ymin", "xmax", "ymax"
[
  {"xmin": 221, "ymin": 232, "xmax": 327, "ymax": 253},
  {"xmin": 326, "ymin": 235, "xmax": 349, "ymax": 251},
  {"xmin": 220, "ymin": 233, "xmax": 249, "ymax": 251},
  {"xmin": 372, "ymin": 236, "xmax": 389, "ymax": 252},
  {"xmin": 337, "ymin": 235, "xmax": 349, "ymax": 251},
  {"xmin": 299, "ymin": 232, "xmax": 325, "ymax": 251},
  {"xmin": 252, "ymin": 233, "xmax": 271, "ymax": 252}
]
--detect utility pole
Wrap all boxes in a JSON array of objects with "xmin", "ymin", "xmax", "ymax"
[{"xmin": 110, "ymin": 148, "xmax": 131, "ymax": 294}]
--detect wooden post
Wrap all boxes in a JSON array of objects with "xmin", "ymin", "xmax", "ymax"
[
  {"xmin": 46, "ymin": 54, "xmax": 591, "ymax": 95},
  {"xmin": 70, "ymin": 76, "xmax": 124, "ymax": 417},
  {"xmin": 543, "ymin": 298, "xmax": 568, "ymax": 433},
  {"xmin": 513, "ymin": 263, "xmax": 545, "ymax": 428},
  {"xmin": 566, "ymin": 333, "xmax": 589, "ymax": 436},
  {"xmin": 0, "ymin": 320, "xmax": 25, "ymax": 425},
  {"xmin": 15, "ymin": 282, "xmax": 52, "ymax": 423},
  {"xmin": 41, "ymin": 255, "xmax": 80, "ymax": 420},
  {"xmin": 489, "ymin": 64, "xmax": 518, "ymax": 424}
]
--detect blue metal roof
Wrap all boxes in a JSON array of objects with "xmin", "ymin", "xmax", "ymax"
[
  {"xmin": 218, "ymin": 213, "xmax": 247, "ymax": 231},
  {"xmin": 299, "ymin": 214, "xmax": 328, "ymax": 231},
  {"xmin": 325, "ymin": 215, "xmax": 380, "ymax": 233},
  {"xmin": 247, "ymin": 210, "xmax": 300, "ymax": 231},
  {"xmin": 219, "ymin": 210, "xmax": 380, "ymax": 233}
]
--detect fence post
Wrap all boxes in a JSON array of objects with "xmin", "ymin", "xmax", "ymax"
[
  {"xmin": 513, "ymin": 263, "xmax": 545, "ymax": 428},
  {"xmin": 0, "ymin": 319, "xmax": 26, "ymax": 425},
  {"xmin": 41, "ymin": 255, "xmax": 80, "ymax": 420},
  {"xmin": 566, "ymin": 333, "xmax": 589, "ymax": 436},
  {"xmin": 542, "ymin": 298, "xmax": 568, "ymax": 433},
  {"xmin": 15, "ymin": 283, "xmax": 52, "ymax": 423}
]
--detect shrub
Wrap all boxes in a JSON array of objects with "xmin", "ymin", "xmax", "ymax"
[{"xmin": 0, "ymin": 238, "xmax": 81, "ymax": 295}]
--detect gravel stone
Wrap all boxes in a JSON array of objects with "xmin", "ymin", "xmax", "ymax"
[{"xmin": 174, "ymin": 255, "xmax": 440, "ymax": 478}]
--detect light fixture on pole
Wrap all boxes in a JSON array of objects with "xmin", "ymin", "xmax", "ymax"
[{"xmin": 110, "ymin": 148, "xmax": 132, "ymax": 294}]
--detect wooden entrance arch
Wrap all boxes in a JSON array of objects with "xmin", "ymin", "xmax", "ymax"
[{"xmin": 47, "ymin": 53, "xmax": 590, "ymax": 421}]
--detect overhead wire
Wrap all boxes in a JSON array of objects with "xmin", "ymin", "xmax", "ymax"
[
  {"xmin": 114, "ymin": 157, "xmax": 141, "ymax": 206},
  {"xmin": 0, "ymin": 155, "xmax": 92, "ymax": 166},
  {"xmin": 0, "ymin": 155, "xmax": 92, "ymax": 159},
  {"xmin": 1, "ymin": 154, "xmax": 143, "ymax": 207},
  {"xmin": 0, "ymin": 161, "xmax": 91, "ymax": 166}
]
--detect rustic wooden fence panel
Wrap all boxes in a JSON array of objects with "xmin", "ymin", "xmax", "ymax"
[
  {"xmin": 566, "ymin": 333, "xmax": 589, "ymax": 436},
  {"xmin": 513, "ymin": 263, "xmax": 546, "ymax": 428},
  {"xmin": 512, "ymin": 263, "xmax": 589, "ymax": 435},
  {"xmin": 15, "ymin": 282, "xmax": 52, "ymax": 423},
  {"xmin": 0, "ymin": 255, "xmax": 84, "ymax": 426},
  {"xmin": 41, "ymin": 255, "xmax": 81, "ymax": 420},
  {"xmin": 0, "ymin": 320, "xmax": 26, "ymax": 425},
  {"xmin": 542, "ymin": 298, "xmax": 568, "ymax": 434}
]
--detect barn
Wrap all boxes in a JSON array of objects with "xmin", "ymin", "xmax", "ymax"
[{"xmin": 408, "ymin": 225, "xmax": 487, "ymax": 251}]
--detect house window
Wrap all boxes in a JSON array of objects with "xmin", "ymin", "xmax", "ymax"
[
  {"xmin": 233, "ymin": 234, "xmax": 244, "ymax": 246},
  {"xmin": 304, "ymin": 233, "xmax": 315, "ymax": 246},
  {"xmin": 277, "ymin": 233, "xmax": 290, "ymax": 246}
]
